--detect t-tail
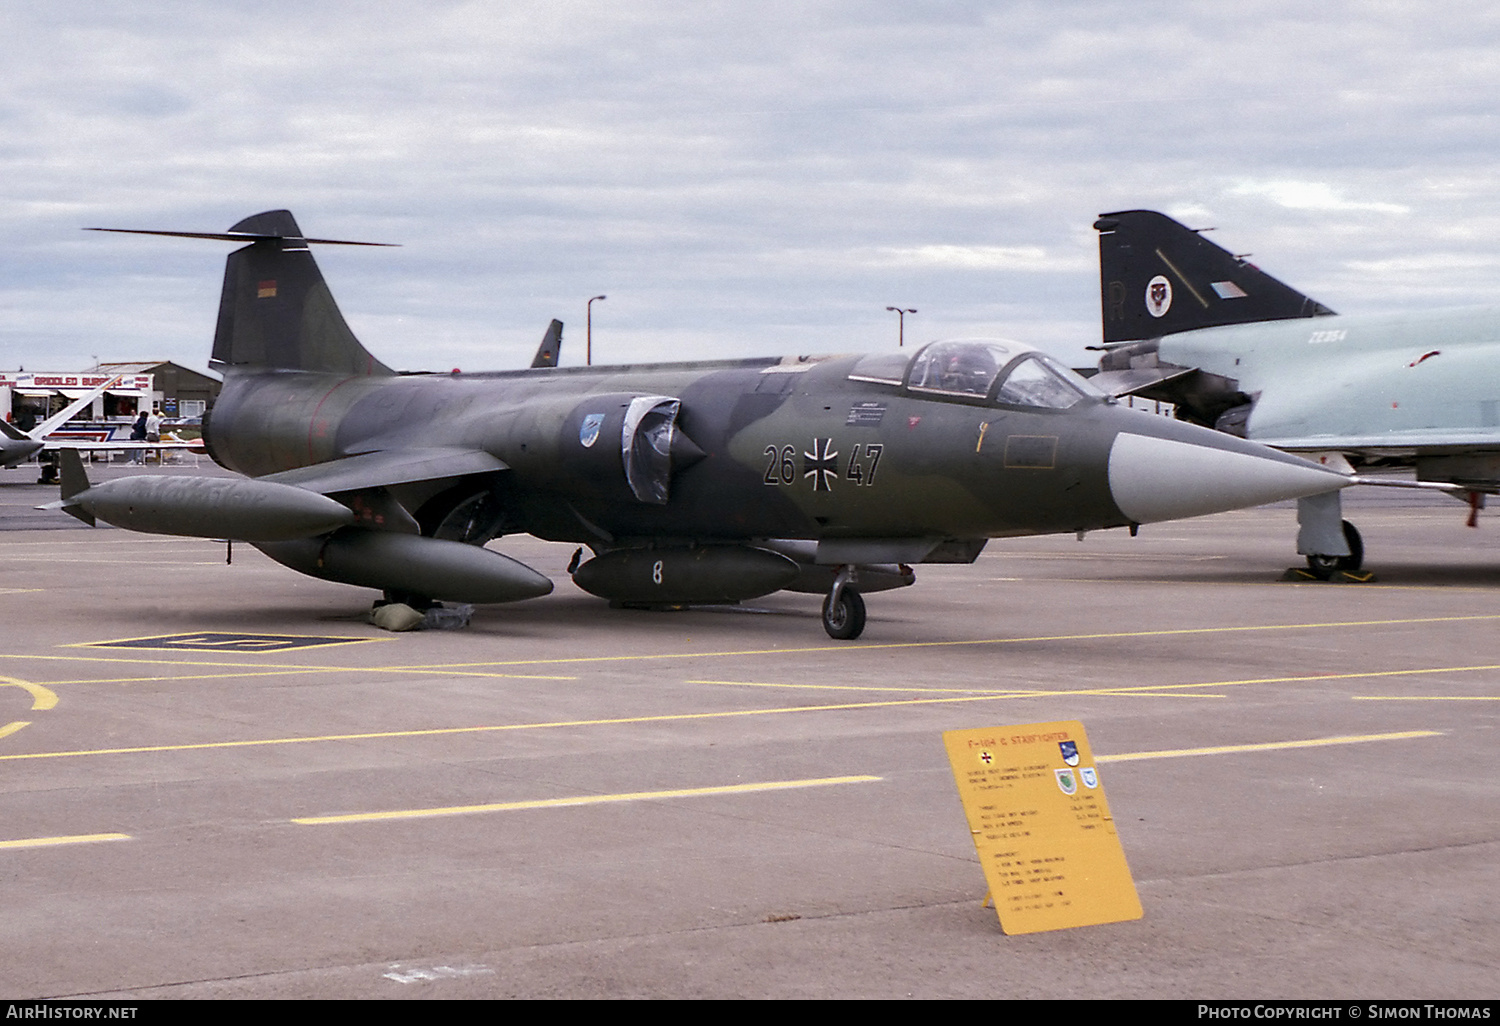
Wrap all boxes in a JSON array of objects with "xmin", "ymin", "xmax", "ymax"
[
  {"xmin": 1094, "ymin": 209, "xmax": 1335, "ymax": 344},
  {"xmin": 90, "ymin": 209, "xmax": 396, "ymax": 376}
]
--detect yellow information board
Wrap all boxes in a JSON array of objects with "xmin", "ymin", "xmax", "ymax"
[{"xmin": 943, "ymin": 720, "xmax": 1142, "ymax": 934}]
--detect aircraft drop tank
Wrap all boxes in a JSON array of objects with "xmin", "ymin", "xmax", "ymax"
[{"xmin": 255, "ymin": 529, "xmax": 555, "ymax": 604}]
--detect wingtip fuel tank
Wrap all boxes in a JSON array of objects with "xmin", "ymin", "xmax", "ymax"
[{"xmin": 50, "ymin": 453, "xmax": 356, "ymax": 541}]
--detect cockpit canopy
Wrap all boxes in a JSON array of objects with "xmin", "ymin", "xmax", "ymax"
[{"xmin": 847, "ymin": 339, "xmax": 1104, "ymax": 410}]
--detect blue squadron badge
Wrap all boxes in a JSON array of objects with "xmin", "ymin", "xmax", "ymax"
[
  {"xmin": 1080, "ymin": 767, "xmax": 1098, "ymax": 789},
  {"xmin": 1059, "ymin": 740, "xmax": 1079, "ymax": 766},
  {"xmin": 579, "ymin": 413, "xmax": 604, "ymax": 448},
  {"xmin": 1055, "ymin": 768, "xmax": 1078, "ymax": 796}
]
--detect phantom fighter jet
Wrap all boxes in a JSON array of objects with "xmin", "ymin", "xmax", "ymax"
[
  {"xmin": 52, "ymin": 210, "xmax": 1349, "ymax": 637},
  {"xmin": 1091, "ymin": 209, "xmax": 1500, "ymax": 575}
]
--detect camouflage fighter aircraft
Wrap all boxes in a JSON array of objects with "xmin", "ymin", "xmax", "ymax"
[
  {"xmin": 51, "ymin": 210, "xmax": 1350, "ymax": 638},
  {"xmin": 1090, "ymin": 209, "xmax": 1495, "ymax": 577}
]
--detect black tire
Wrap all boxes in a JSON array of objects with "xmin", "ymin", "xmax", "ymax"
[
  {"xmin": 822, "ymin": 588, "xmax": 866, "ymax": 640},
  {"xmin": 1305, "ymin": 520, "xmax": 1364, "ymax": 575}
]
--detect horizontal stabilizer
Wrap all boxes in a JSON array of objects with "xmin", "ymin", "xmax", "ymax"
[
  {"xmin": 87, "ymin": 229, "xmax": 397, "ymax": 247},
  {"xmin": 91, "ymin": 211, "xmax": 397, "ymax": 376}
]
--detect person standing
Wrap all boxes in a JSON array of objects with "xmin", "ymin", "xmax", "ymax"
[
  {"xmin": 130, "ymin": 410, "xmax": 148, "ymax": 464},
  {"xmin": 144, "ymin": 408, "xmax": 163, "ymax": 463}
]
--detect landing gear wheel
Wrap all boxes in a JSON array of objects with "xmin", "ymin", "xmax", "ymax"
[
  {"xmin": 1305, "ymin": 520, "xmax": 1364, "ymax": 577},
  {"xmin": 822, "ymin": 587, "xmax": 866, "ymax": 640}
]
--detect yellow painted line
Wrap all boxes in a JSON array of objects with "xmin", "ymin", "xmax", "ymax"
[
  {"xmin": 0, "ymin": 666, "xmax": 1426, "ymax": 763},
  {"xmin": 7, "ymin": 612, "xmax": 1500, "ymax": 676},
  {"xmin": 0, "ymin": 588, "xmax": 44, "ymax": 595},
  {"xmin": 293, "ymin": 775, "xmax": 882, "ymax": 825},
  {"xmin": 1352, "ymin": 696, "xmax": 1500, "ymax": 701},
  {"xmin": 42, "ymin": 669, "xmax": 577, "ymax": 686},
  {"xmin": 0, "ymin": 676, "xmax": 57, "ymax": 710},
  {"xmin": 689, "ymin": 679, "xmax": 1041, "ymax": 695},
  {"xmin": 0, "ymin": 833, "xmax": 131, "ymax": 850},
  {"xmin": 1097, "ymin": 730, "xmax": 1442, "ymax": 763},
  {"xmin": 0, "ymin": 654, "xmax": 577, "ymax": 685},
  {"xmin": 689, "ymin": 679, "xmax": 1227, "ymax": 699},
  {"xmin": 0, "ymin": 721, "xmax": 30, "ymax": 740},
  {"xmin": 64, "ymin": 632, "xmax": 390, "ymax": 650},
  {"xmin": 0, "ymin": 661, "xmax": 1483, "ymax": 763}
]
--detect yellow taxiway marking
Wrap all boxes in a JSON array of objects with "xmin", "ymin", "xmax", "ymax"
[
  {"xmin": 1352, "ymin": 695, "xmax": 1500, "ymax": 702},
  {"xmin": 0, "ymin": 721, "xmax": 31, "ymax": 740},
  {"xmin": 0, "ymin": 663, "xmax": 1468, "ymax": 763},
  {"xmin": 1097, "ymin": 730, "xmax": 1441, "ymax": 763},
  {"xmin": 0, "ymin": 653, "xmax": 577, "ymax": 684},
  {"xmin": 688, "ymin": 679, "xmax": 1044, "ymax": 695},
  {"xmin": 63, "ymin": 631, "xmax": 391, "ymax": 651},
  {"xmin": 40, "ymin": 668, "xmax": 577, "ymax": 686},
  {"xmin": 292, "ymin": 775, "xmax": 882, "ymax": 825},
  {"xmin": 0, "ymin": 833, "xmax": 131, "ymax": 850},
  {"xmin": 6, "ymin": 611, "xmax": 1500, "ymax": 681},
  {"xmin": 0, "ymin": 676, "xmax": 58, "ymax": 711},
  {"xmin": 690, "ymin": 679, "xmax": 1229, "ymax": 699}
]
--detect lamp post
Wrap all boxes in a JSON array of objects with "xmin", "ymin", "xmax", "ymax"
[
  {"xmin": 886, "ymin": 306, "xmax": 917, "ymax": 347},
  {"xmin": 587, "ymin": 295, "xmax": 607, "ymax": 366}
]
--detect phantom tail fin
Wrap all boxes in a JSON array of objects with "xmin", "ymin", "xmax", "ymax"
[
  {"xmin": 1094, "ymin": 210, "xmax": 1334, "ymax": 344},
  {"xmin": 91, "ymin": 210, "xmax": 396, "ymax": 376}
]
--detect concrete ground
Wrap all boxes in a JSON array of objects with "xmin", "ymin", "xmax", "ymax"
[{"xmin": 0, "ymin": 462, "xmax": 1495, "ymax": 998}]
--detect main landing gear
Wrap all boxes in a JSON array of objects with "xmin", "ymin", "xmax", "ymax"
[
  {"xmin": 822, "ymin": 566, "xmax": 866, "ymax": 640},
  {"xmin": 1305, "ymin": 519, "xmax": 1364, "ymax": 578}
]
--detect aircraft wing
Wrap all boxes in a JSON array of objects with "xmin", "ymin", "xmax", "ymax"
[
  {"xmin": 258, "ymin": 447, "xmax": 509, "ymax": 494},
  {"xmin": 44, "ymin": 439, "xmax": 205, "ymax": 452},
  {"xmin": 0, "ymin": 435, "xmax": 43, "ymax": 468},
  {"xmin": 1088, "ymin": 365, "xmax": 1198, "ymax": 398},
  {"xmin": 27, "ymin": 377, "xmax": 123, "ymax": 439}
]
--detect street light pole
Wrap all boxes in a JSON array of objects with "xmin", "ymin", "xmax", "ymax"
[
  {"xmin": 586, "ymin": 295, "xmax": 606, "ymax": 366},
  {"xmin": 886, "ymin": 306, "xmax": 917, "ymax": 347}
]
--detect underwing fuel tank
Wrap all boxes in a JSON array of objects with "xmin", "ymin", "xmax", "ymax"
[
  {"xmin": 573, "ymin": 545, "xmax": 801, "ymax": 605},
  {"xmin": 255, "ymin": 529, "xmax": 555, "ymax": 604},
  {"xmin": 58, "ymin": 473, "xmax": 356, "ymax": 541}
]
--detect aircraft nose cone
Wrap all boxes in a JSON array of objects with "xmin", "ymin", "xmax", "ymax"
[{"xmin": 1108, "ymin": 431, "xmax": 1349, "ymax": 525}]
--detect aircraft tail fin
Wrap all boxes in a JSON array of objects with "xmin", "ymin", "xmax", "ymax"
[
  {"xmin": 530, "ymin": 319, "xmax": 564, "ymax": 368},
  {"xmin": 1094, "ymin": 210, "xmax": 1335, "ymax": 344},
  {"xmin": 91, "ymin": 210, "xmax": 397, "ymax": 376}
]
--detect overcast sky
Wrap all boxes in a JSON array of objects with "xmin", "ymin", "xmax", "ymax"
[{"xmin": 4, "ymin": 0, "xmax": 1499, "ymax": 376}]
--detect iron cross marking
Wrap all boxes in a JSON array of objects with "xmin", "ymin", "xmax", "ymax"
[{"xmin": 803, "ymin": 437, "xmax": 839, "ymax": 492}]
